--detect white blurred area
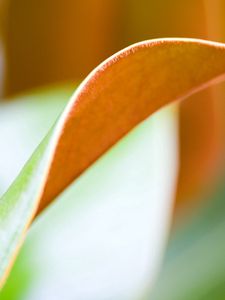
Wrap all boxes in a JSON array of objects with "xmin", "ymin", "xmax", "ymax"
[
  {"xmin": 0, "ymin": 86, "xmax": 73, "ymax": 196},
  {"xmin": 1, "ymin": 102, "xmax": 178, "ymax": 299}
]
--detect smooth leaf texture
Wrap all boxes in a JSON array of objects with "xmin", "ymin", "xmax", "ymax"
[
  {"xmin": 0, "ymin": 105, "xmax": 178, "ymax": 299},
  {"xmin": 1, "ymin": 38, "xmax": 225, "ymax": 287}
]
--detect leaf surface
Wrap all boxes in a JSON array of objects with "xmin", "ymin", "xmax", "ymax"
[{"xmin": 1, "ymin": 38, "xmax": 225, "ymax": 287}]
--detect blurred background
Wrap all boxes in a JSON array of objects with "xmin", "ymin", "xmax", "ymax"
[{"xmin": 1, "ymin": 0, "xmax": 225, "ymax": 299}]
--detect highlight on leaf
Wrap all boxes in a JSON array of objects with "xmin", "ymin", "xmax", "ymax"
[{"xmin": 1, "ymin": 37, "xmax": 225, "ymax": 293}]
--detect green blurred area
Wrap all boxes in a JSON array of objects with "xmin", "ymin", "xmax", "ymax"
[{"xmin": 149, "ymin": 169, "xmax": 225, "ymax": 300}]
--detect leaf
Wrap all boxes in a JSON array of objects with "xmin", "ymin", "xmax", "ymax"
[
  {"xmin": 0, "ymin": 105, "xmax": 178, "ymax": 299},
  {"xmin": 1, "ymin": 38, "xmax": 225, "ymax": 287},
  {"xmin": 3, "ymin": 0, "xmax": 222, "ymax": 209}
]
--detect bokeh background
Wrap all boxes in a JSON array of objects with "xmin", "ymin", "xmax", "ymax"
[{"xmin": 1, "ymin": 1, "xmax": 225, "ymax": 299}]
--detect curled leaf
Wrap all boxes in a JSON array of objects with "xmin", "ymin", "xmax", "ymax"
[
  {"xmin": 39, "ymin": 38, "xmax": 225, "ymax": 211},
  {"xmin": 1, "ymin": 38, "xmax": 225, "ymax": 287}
]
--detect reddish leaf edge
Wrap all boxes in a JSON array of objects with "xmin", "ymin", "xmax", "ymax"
[{"xmin": 1, "ymin": 37, "xmax": 225, "ymax": 288}]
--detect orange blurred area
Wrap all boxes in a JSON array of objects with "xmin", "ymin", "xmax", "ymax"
[{"xmin": 1, "ymin": 0, "xmax": 117, "ymax": 94}]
